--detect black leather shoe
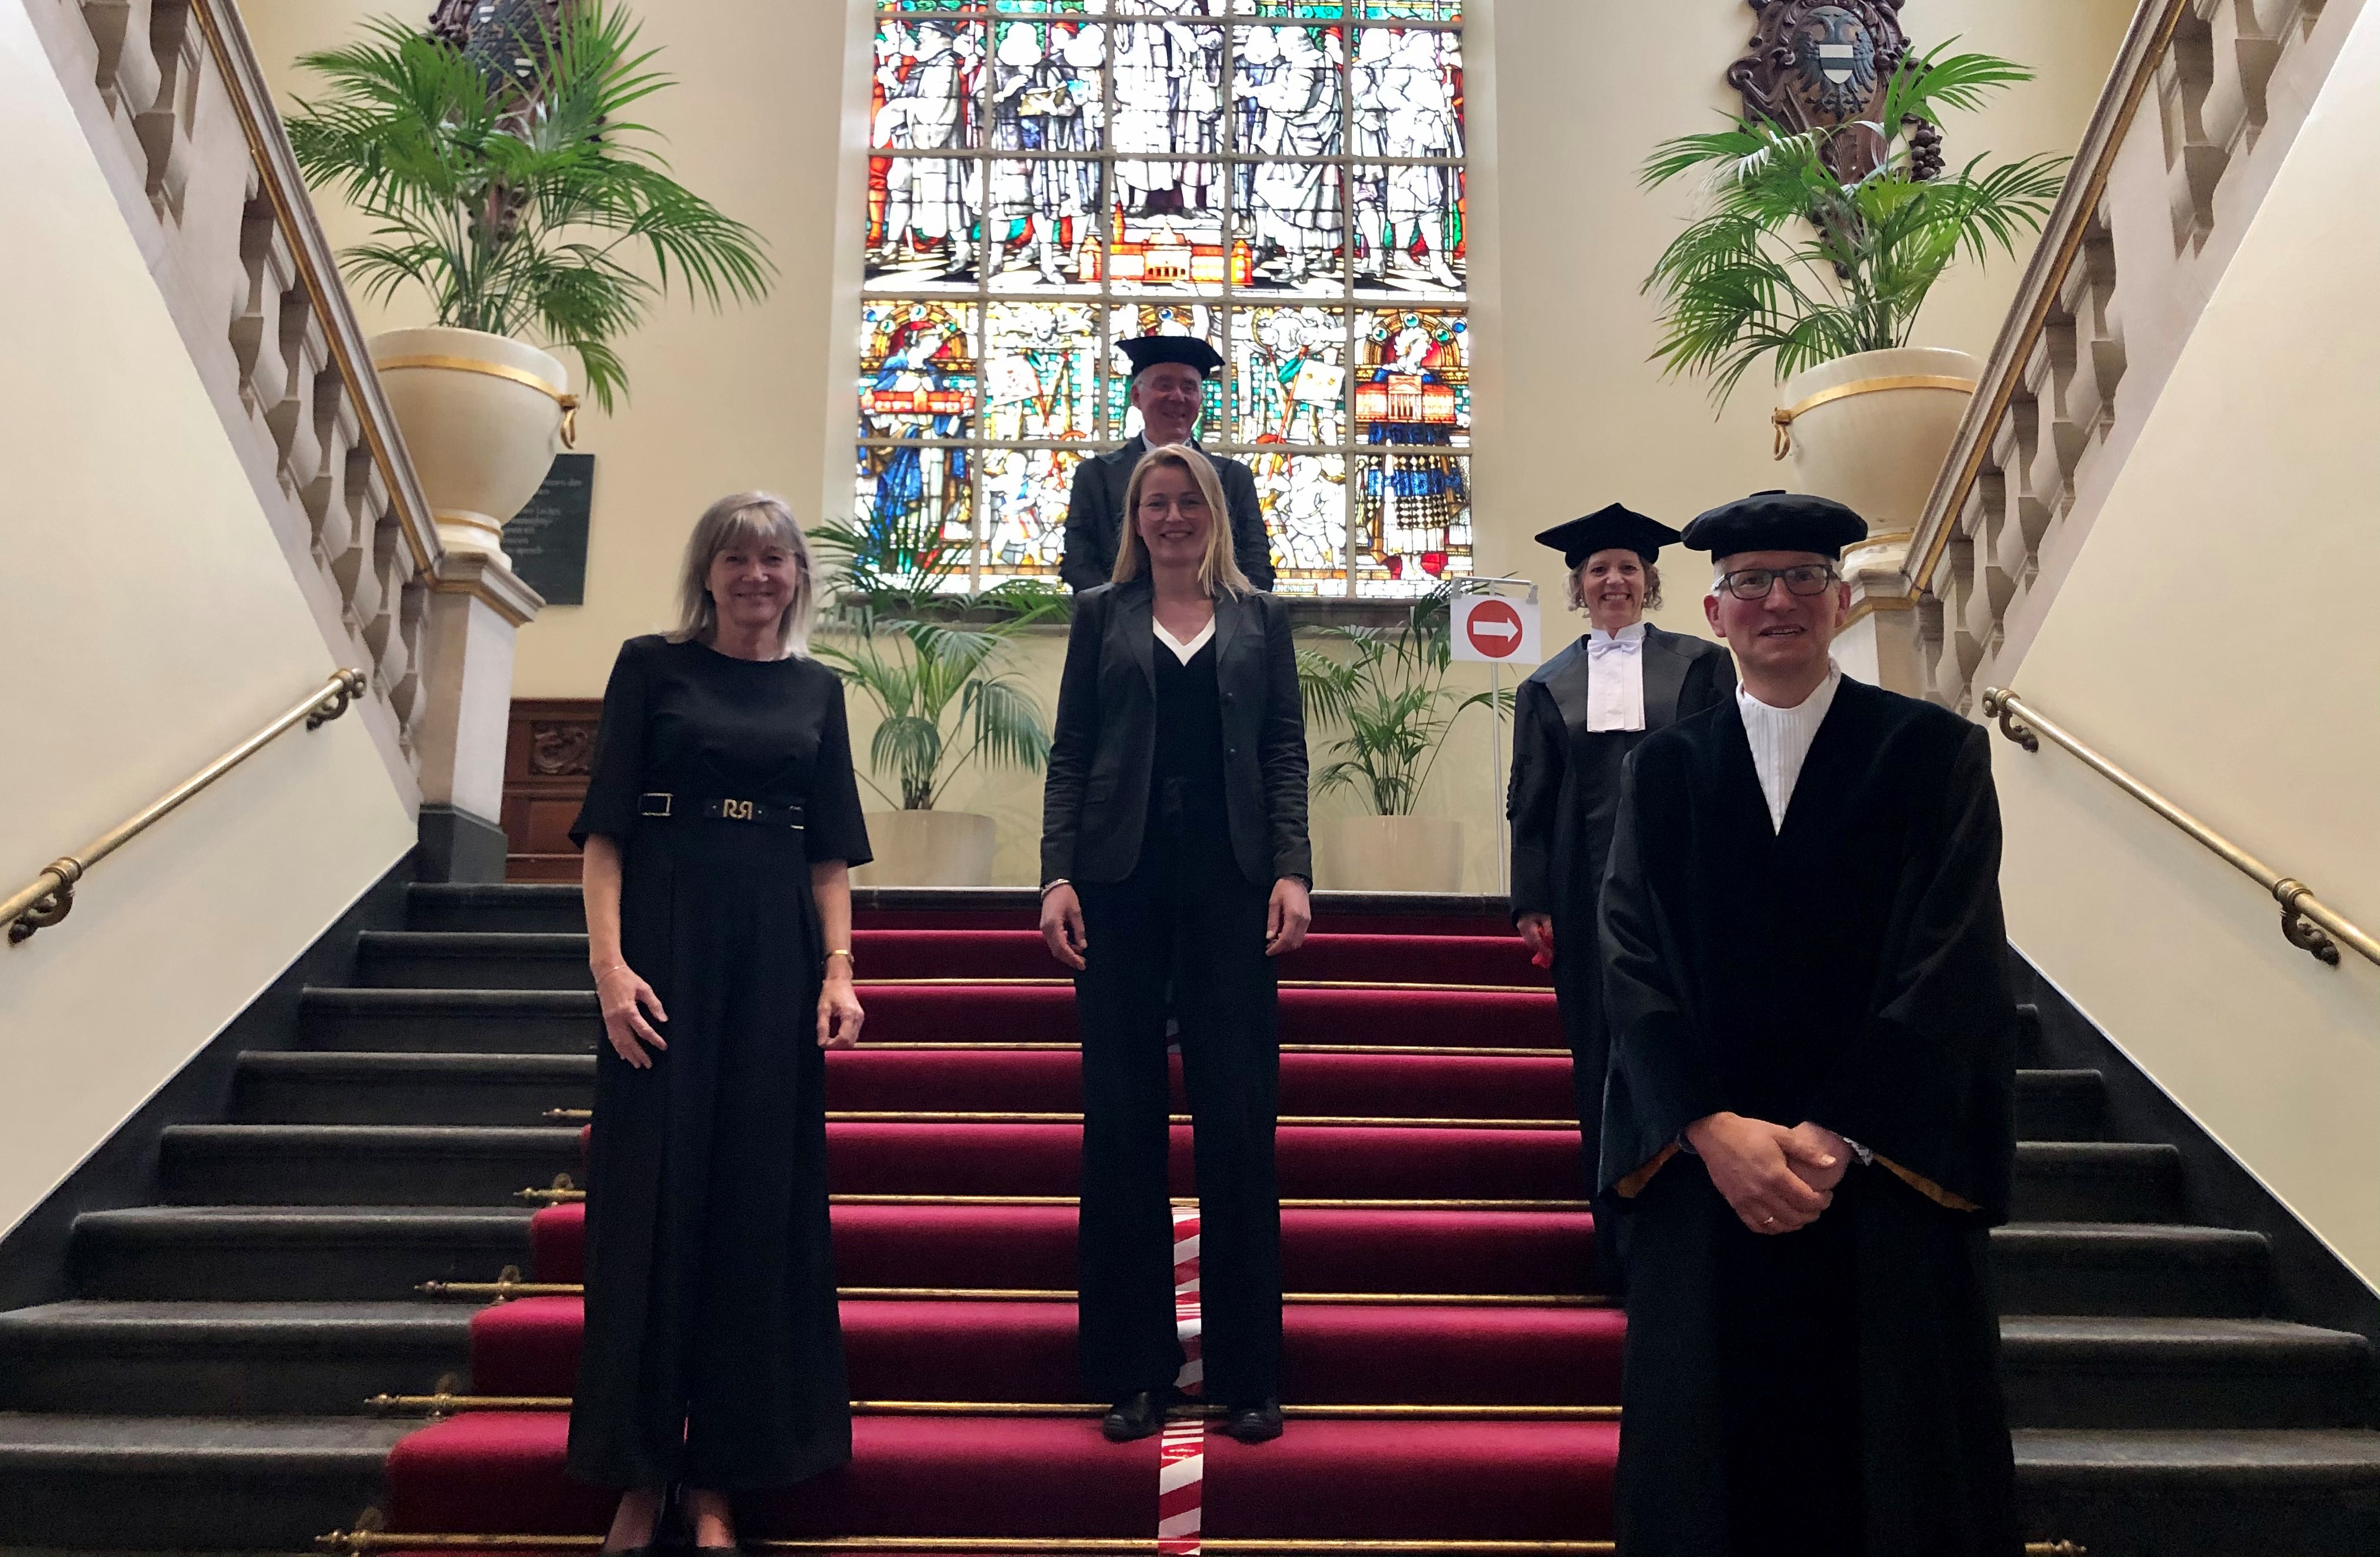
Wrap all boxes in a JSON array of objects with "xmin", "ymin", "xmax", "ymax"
[
  {"xmin": 1223, "ymin": 1398, "xmax": 1284, "ymax": 1442},
  {"xmin": 1101, "ymin": 1386, "xmax": 1174, "ymax": 1442}
]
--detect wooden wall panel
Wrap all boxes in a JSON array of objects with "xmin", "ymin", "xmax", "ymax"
[{"xmin": 502, "ymin": 698, "xmax": 602, "ymax": 882}]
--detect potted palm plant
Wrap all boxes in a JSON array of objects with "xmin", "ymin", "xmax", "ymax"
[
  {"xmin": 810, "ymin": 508, "xmax": 1065, "ymax": 887},
  {"xmin": 1297, "ymin": 588, "xmax": 1506, "ymax": 893},
  {"xmin": 1642, "ymin": 43, "xmax": 2065, "ymax": 540},
  {"xmin": 286, "ymin": 2, "xmax": 771, "ymax": 562}
]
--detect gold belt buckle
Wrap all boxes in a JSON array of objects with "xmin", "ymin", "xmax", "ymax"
[{"xmin": 722, "ymin": 797, "xmax": 756, "ymax": 822}]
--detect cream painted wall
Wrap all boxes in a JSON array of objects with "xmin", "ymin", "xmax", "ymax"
[
  {"xmin": 242, "ymin": 0, "xmax": 2129, "ymax": 889},
  {"xmin": 1988, "ymin": 0, "xmax": 2380, "ymax": 1288},
  {"xmin": 0, "ymin": 6, "xmax": 417, "ymax": 1239}
]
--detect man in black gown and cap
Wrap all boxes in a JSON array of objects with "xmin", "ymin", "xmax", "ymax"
[
  {"xmin": 1059, "ymin": 335, "xmax": 1274, "ymax": 592},
  {"xmin": 1597, "ymin": 491, "xmax": 2021, "ymax": 1557},
  {"xmin": 1505, "ymin": 503, "xmax": 1731, "ymax": 1286}
]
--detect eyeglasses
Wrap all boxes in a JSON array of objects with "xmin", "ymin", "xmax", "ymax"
[{"xmin": 1717, "ymin": 563, "xmax": 1838, "ymax": 601}]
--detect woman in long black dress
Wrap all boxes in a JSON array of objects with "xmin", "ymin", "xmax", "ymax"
[
  {"xmin": 568, "ymin": 492, "xmax": 872, "ymax": 1555},
  {"xmin": 1038, "ymin": 445, "xmax": 1312, "ymax": 1447},
  {"xmin": 1506, "ymin": 504, "xmax": 1733, "ymax": 1269}
]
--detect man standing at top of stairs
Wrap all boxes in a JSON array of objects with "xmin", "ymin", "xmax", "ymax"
[{"xmin": 1596, "ymin": 491, "xmax": 2022, "ymax": 1557}]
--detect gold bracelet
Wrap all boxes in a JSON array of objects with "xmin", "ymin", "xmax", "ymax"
[{"xmin": 825, "ymin": 948, "xmax": 855, "ymax": 971}]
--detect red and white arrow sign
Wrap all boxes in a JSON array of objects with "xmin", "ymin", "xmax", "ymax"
[{"xmin": 1452, "ymin": 594, "xmax": 1541, "ymax": 664}]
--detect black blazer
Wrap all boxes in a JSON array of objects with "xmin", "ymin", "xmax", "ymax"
[
  {"xmin": 1040, "ymin": 580, "xmax": 1311, "ymax": 888},
  {"xmin": 1058, "ymin": 436, "xmax": 1276, "ymax": 593}
]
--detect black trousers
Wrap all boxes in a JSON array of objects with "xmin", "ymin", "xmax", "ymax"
[{"xmin": 1074, "ymin": 780, "xmax": 1283, "ymax": 1405}]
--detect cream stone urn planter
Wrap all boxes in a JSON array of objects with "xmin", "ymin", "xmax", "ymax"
[
  {"xmin": 1322, "ymin": 815, "xmax": 1464, "ymax": 894},
  {"xmin": 854, "ymin": 809, "xmax": 998, "ymax": 887},
  {"xmin": 370, "ymin": 326, "xmax": 576, "ymax": 564},
  {"xmin": 1771, "ymin": 346, "xmax": 1979, "ymax": 546}
]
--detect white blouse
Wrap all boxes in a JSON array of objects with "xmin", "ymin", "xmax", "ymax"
[{"xmin": 1153, "ymin": 616, "xmax": 1215, "ymax": 665}]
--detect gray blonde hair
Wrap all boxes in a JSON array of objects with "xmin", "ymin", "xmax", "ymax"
[
  {"xmin": 1111, "ymin": 443, "xmax": 1253, "ymax": 598},
  {"xmin": 668, "ymin": 491, "xmax": 816, "ymax": 657}
]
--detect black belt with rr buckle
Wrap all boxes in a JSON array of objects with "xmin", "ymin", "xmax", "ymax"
[{"xmin": 639, "ymin": 792, "xmax": 805, "ymax": 830}]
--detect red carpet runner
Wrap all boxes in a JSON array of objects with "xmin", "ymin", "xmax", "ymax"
[{"xmin": 374, "ymin": 916, "xmax": 1624, "ymax": 1549}]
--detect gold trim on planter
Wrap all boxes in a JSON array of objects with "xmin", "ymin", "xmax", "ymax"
[
  {"xmin": 1771, "ymin": 376, "xmax": 1978, "ymax": 459},
  {"xmin": 374, "ymin": 354, "xmax": 583, "ymax": 448}
]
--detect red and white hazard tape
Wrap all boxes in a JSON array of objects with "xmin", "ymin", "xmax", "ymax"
[{"xmin": 1159, "ymin": 1204, "xmax": 1206, "ymax": 1555}]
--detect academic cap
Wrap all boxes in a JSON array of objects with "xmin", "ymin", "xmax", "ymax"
[
  {"xmin": 1118, "ymin": 334, "xmax": 1224, "ymax": 380},
  {"xmin": 1531, "ymin": 504, "xmax": 1680, "ymax": 569},
  {"xmin": 1681, "ymin": 489, "xmax": 1868, "ymax": 560}
]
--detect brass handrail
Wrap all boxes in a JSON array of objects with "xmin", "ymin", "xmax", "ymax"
[
  {"xmin": 2, "ymin": 670, "xmax": 367, "ymax": 946},
  {"xmin": 1981, "ymin": 688, "xmax": 2378, "ymax": 969}
]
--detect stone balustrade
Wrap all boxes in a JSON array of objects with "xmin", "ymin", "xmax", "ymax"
[
  {"xmin": 1851, "ymin": 0, "xmax": 2359, "ymax": 713},
  {"xmin": 25, "ymin": 0, "xmax": 541, "ymax": 874}
]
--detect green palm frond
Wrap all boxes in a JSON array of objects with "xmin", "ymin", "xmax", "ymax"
[
  {"xmin": 1639, "ymin": 43, "xmax": 2064, "ymax": 406},
  {"xmin": 286, "ymin": 2, "xmax": 772, "ymax": 412},
  {"xmin": 1299, "ymin": 587, "xmax": 1498, "ymax": 818}
]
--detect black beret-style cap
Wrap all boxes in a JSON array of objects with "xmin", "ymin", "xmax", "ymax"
[
  {"xmin": 1681, "ymin": 489, "xmax": 1868, "ymax": 560},
  {"xmin": 1118, "ymin": 334, "xmax": 1225, "ymax": 379},
  {"xmin": 1532, "ymin": 504, "xmax": 1681, "ymax": 569}
]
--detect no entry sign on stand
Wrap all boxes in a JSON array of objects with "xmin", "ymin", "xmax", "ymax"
[{"xmin": 1452, "ymin": 593, "xmax": 1542, "ymax": 665}]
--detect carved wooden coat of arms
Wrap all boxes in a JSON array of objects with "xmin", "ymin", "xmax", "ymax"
[{"xmin": 1729, "ymin": 1, "xmax": 1925, "ymax": 181}]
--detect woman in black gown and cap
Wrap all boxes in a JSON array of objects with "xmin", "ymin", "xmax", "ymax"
[
  {"xmin": 1505, "ymin": 504, "xmax": 1734, "ymax": 1275},
  {"xmin": 568, "ymin": 492, "xmax": 872, "ymax": 1555}
]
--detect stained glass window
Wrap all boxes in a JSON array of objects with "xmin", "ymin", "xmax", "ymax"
[{"xmin": 859, "ymin": 1, "xmax": 1467, "ymax": 593}]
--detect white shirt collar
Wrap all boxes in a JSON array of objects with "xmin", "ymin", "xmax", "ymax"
[
  {"xmin": 1585, "ymin": 621, "xmax": 1647, "ymax": 651},
  {"xmin": 1735, "ymin": 663, "xmax": 1844, "ymax": 832}
]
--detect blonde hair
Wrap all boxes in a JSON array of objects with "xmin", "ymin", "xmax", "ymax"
[
  {"xmin": 1111, "ymin": 443, "xmax": 1253, "ymax": 598},
  {"xmin": 668, "ymin": 491, "xmax": 816, "ymax": 658},
  {"xmin": 1567, "ymin": 552, "xmax": 1663, "ymax": 613}
]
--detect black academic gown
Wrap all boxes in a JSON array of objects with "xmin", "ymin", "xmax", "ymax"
[
  {"xmin": 1505, "ymin": 625, "xmax": 1733, "ymax": 1216},
  {"xmin": 1597, "ymin": 678, "xmax": 2020, "ymax": 1557}
]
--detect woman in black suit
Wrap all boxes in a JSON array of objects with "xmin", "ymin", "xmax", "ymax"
[
  {"xmin": 1038, "ymin": 443, "xmax": 1313, "ymax": 1447},
  {"xmin": 1506, "ymin": 504, "xmax": 1734, "ymax": 1274},
  {"xmin": 568, "ymin": 492, "xmax": 871, "ymax": 1556}
]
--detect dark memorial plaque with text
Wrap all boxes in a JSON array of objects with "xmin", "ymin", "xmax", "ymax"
[{"xmin": 506, "ymin": 452, "xmax": 594, "ymax": 606}]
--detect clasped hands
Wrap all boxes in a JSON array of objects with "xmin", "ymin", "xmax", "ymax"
[
  {"xmin": 1683, "ymin": 1112, "xmax": 1853, "ymax": 1236},
  {"xmin": 594, "ymin": 956, "xmax": 864, "ymax": 1069},
  {"xmin": 1038, "ymin": 877, "xmax": 1313, "ymax": 972}
]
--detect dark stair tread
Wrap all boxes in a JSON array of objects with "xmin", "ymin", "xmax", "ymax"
[
  {"xmin": 0, "ymin": 1300, "xmax": 471, "ymax": 1343},
  {"xmin": 241, "ymin": 1052, "xmax": 594, "ymax": 1079},
  {"xmin": 0, "ymin": 1411, "xmax": 416, "ymax": 1458},
  {"xmin": 2014, "ymin": 1428, "xmax": 2380, "ymax": 1474},
  {"xmin": 1995, "ymin": 1221, "xmax": 2265, "ymax": 1251},
  {"xmin": 163, "ymin": 1125, "xmax": 580, "ymax": 1151},
  {"xmin": 360, "ymin": 931, "xmax": 587, "ymax": 956},
  {"xmin": 304, "ymin": 987, "xmax": 596, "ymax": 1013},
  {"xmin": 76, "ymin": 1205, "xmax": 534, "ymax": 1236},
  {"xmin": 2002, "ymin": 1315, "xmax": 2370, "ymax": 1356}
]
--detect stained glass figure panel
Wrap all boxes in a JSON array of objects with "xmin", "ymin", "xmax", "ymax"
[
  {"xmin": 1233, "ymin": 307, "xmax": 1345, "ymax": 445},
  {"xmin": 1354, "ymin": 306, "xmax": 1466, "ymax": 447},
  {"xmin": 979, "ymin": 446, "xmax": 1084, "ymax": 581},
  {"xmin": 859, "ymin": 301, "xmax": 979, "ymax": 440},
  {"xmin": 1106, "ymin": 302, "xmax": 1225, "ymax": 436},
  {"xmin": 1232, "ymin": 25, "xmax": 1344, "ymax": 156},
  {"xmin": 991, "ymin": 19, "xmax": 1106, "ymax": 152},
  {"xmin": 1352, "ymin": 449, "xmax": 1468, "ymax": 595},
  {"xmin": 855, "ymin": 445, "xmax": 975, "ymax": 575},
  {"xmin": 1110, "ymin": 1, "xmax": 1233, "ymax": 15},
  {"xmin": 1248, "ymin": 452, "xmax": 1348, "ymax": 593},
  {"xmin": 1111, "ymin": 23, "xmax": 1226, "ymax": 158},
  {"xmin": 1230, "ymin": 2, "xmax": 1351, "ymax": 15},
  {"xmin": 865, "ymin": 152, "xmax": 985, "ymax": 292},
  {"xmin": 1350, "ymin": 161, "xmax": 1464, "ymax": 300},
  {"xmin": 982, "ymin": 302, "xmax": 1101, "ymax": 439},
  {"xmin": 1103, "ymin": 162, "xmax": 1234, "ymax": 292},
  {"xmin": 871, "ymin": 19, "xmax": 984, "ymax": 151},
  {"xmin": 1359, "ymin": 3, "xmax": 1460, "ymax": 21},
  {"xmin": 984, "ymin": 159, "xmax": 1105, "ymax": 290}
]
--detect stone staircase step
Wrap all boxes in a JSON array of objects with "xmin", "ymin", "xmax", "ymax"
[
  {"xmin": 2002, "ymin": 1317, "xmax": 2374, "ymax": 1430},
  {"xmin": 0, "ymin": 1412, "xmax": 412, "ymax": 1549},
  {"xmin": 357, "ymin": 932, "xmax": 590, "ymax": 991},
  {"xmin": 302, "ymin": 988, "xmax": 596, "ymax": 1054},
  {"xmin": 2015, "ymin": 1068, "xmax": 2106, "ymax": 1143},
  {"xmin": 1990, "ymin": 1224, "xmax": 2270, "ymax": 1318},
  {"xmin": 0, "ymin": 1302, "xmax": 471, "ymax": 1417},
  {"xmin": 408, "ymin": 883, "xmax": 583, "ymax": 935},
  {"xmin": 2014, "ymin": 1141, "xmax": 2183, "ymax": 1222},
  {"xmin": 2013, "ymin": 1428, "xmax": 2380, "ymax": 1557},
  {"xmin": 160, "ymin": 1126, "xmax": 581, "ymax": 1208},
  {"xmin": 237, "ymin": 1052, "xmax": 596, "ymax": 1125},
  {"xmin": 71, "ymin": 1206, "xmax": 532, "ymax": 1303}
]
